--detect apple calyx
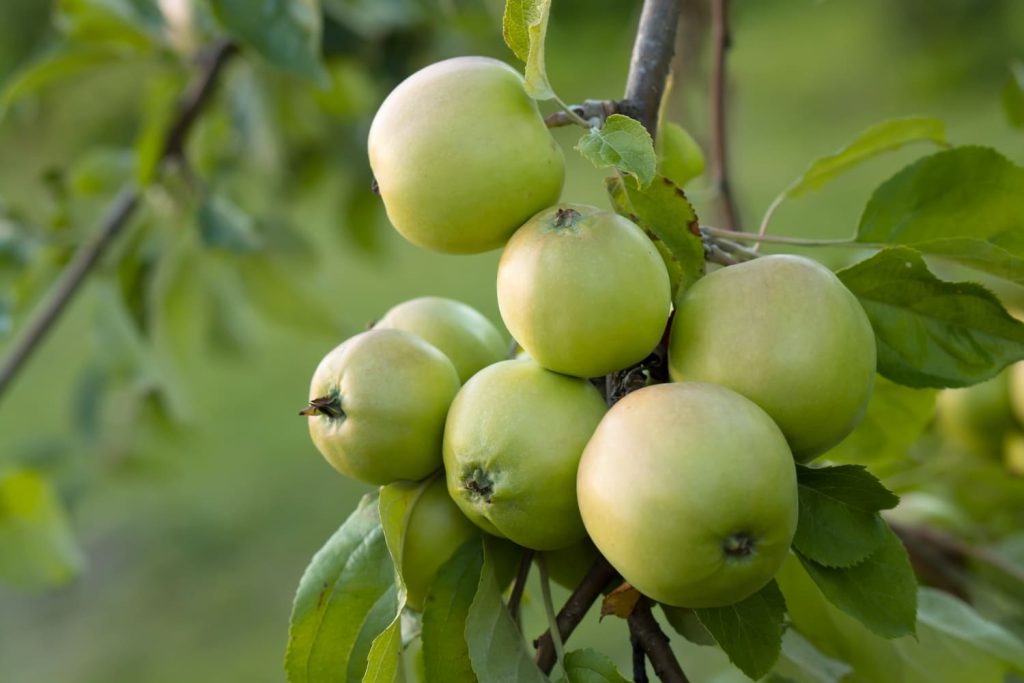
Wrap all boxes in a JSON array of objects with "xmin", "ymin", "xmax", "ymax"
[
  {"xmin": 722, "ymin": 532, "xmax": 756, "ymax": 559},
  {"xmin": 461, "ymin": 465, "xmax": 495, "ymax": 503},
  {"xmin": 552, "ymin": 207, "xmax": 581, "ymax": 230},
  {"xmin": 300, "ymin": 394, "xmax": 344, "ymax": 419}
]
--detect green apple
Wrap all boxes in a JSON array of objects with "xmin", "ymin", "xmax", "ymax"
[
  {"xmin": 443, "ymin": 359, "xmax": 606, "ymax": 550},
  {"xmin": 304, "ymin": 329, "xmax": 460, "ymax": 485},
  {"xmin": 668, "ymin": 254, "xmax": 876, "ymax": 461},
  {"xmin": 935, "ymin": 370, "xmax": 1015, "ymax": 459},
  {"xmin": 1004, "ymin": 430, "xmax": 1024, "ymax": 476},
  {"xmin": 497, "ymin": 204, "xmax": 671, "ymax": 378},
  {"xmin": 1010, "ymin": 362, "xmax": 1024, "ymax": 426},
  {"xmin": 375, "ymin": 296, "xmax": 506, "ymax": 383},
  {"xmin": 368, "ymin": 56, "xmax": 564, "ymax": 254},
  {"xmin": 577, "ymin": 382, "xmax": 798, "ymax": 608},
  {"xmin": 384, "ymin": 475, "xmax": 479, "ymax": 612}
]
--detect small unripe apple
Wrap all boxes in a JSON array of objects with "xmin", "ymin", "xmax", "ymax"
[
  {"xmin": 668, "ymin": 254, "xmax": 876, "ymax": 461},
  {"xmin": 384, "ymin": 476, "xmax": 479, "ymax": 611},
  {"xmin": 1010, "ymin": 362, "xmax": 1024, "ymax": 426},
  {"xmin": 497, "ymin": 204, "xmax": 671, "ymax": 378},
  {"xmin": 368, "ymin": 56, "xmax": 564, "ymax": 254},
  {"xmin": 541, "ymin": 538, "xmax": 600, "ymax": 591},
  {"xmin": 443, "ymin": 359, "xmax": 607, "ymax": 550},
  {"xmin": 577, "ymin": 382, "xmax": 798, "ymax": 608},
  {"xmin": 304, "ymin": 329, "xmax": 460, "ymax": 485},
  {"xmin": 935, "ymin": 370, "xmax": 1015, "ymax": 459},
  {"xmin": 375, "ymin": 296, "xmax": 506, "ymax": 383}
]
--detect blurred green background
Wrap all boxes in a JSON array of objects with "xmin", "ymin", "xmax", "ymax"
[{"xmin": 0, "ymin": 0, "xmax": 1022, "ymax": 681}]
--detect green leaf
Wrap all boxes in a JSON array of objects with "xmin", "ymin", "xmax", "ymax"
[
  {"xmin": 660, "ymin": 605, "xmax": 715, "ymax": 647},
  {"xmin": 826, "ymin": 376, "xmax": 937, "ymax": 473},
  {"xmin": 284, "ymin": 493, "xmax": 396, "ymax": 683},
  {"xmin": 794, "ymin": 464, "xmax": 899, "ymax": 568},
  {"xmin": 605, "ymin": 173, "xmax": 705, "ymax": 297},
  {"xmin": 916, "ymin": 589, "xmax": 1024, "ymax": 673},
  {"xmin": 1002, "ymin": 61, "xmax": 1024, "ymax": 129},
  {"xmin": 361, "ymin": 616, "xmax": 403, "ymax": 683},
  {"xmin": 135, "ymin": 70, "xmax": 186, "ymax": 185},
  {"xmin": 56, "ymin": 0, "xmax": 161, "ymax": 51},
  {"xmin": 502, "ymin": 0, "xmax": 554, "ymax": 99},
  {"xmin": 422, "ymin": 538, "xmax": 483, "ymax": 683},
  {"xmin": 856, "ymin": 146, "xmax": 1024, "ymax": 286},
  {"xmin": 237, "ymin": 254, "xmax": 342, "ymax": 336},
  {"xmin": 209, "ymin": 0, "xmax": 328, "ymax": 85},
  {"xmin": 197, "ymin": 195, "xmax": 262, "ymax": 252},
  {"xmin": 786, "ymin": 117, "xmax": 947, "ymax": 198},
  {"xmin": 69, "ymin": 147, "xmax": 135, "ymax": 195},
  {"xmin": 577, "ymin": 115, "xmax": 657, "ymax": 188},
  {"xmin": 0, "ymin": 46, "xmax": 120, "ymax": 116},
  {"xmin": 772, "ymin": 630, "xmax": 852, "ymax": 683},
  {"xmin": 797, "ymin": 525, "xmax": 918, "ymax": 639},
  {"xmin": 555, "ymin": 649, "xmax": 630, "ymax": 683},
  {"xmin": 378, "ymin": 478, "xmax": 435, "ymax": 601},
  {"xmin": 346, "ymin": 586, "xmax": 399, "ymax": 683},
  {"xmin": 657, "ymin": 122, "xmax": 705, "ymax": 188},
  {"xmin": 465, "ymin": 539, "xmax": 547, "ymax": 683},
  {"xmin": 693, "ymin": 580, "xmax": 787, "ymax": 680},
  {"xmin": 0, "ymin": 468, "xmax": 84, "ymax": 589},
  {"xmin": 837, "ymin": 247, "xmax": 1024, "ymax": 388}
]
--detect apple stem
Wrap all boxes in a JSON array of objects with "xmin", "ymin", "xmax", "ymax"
[{"xmin": 299, "ymin": 394, "xmax": 344, "ymax": 419}]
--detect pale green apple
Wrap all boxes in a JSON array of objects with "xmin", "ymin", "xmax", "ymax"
[
  {"xmin": 383, "ymin": 476, "xmax": 479, "ymax": 612},
  {"xmin": 497, "ymin": 204, "xmax": 671, "ymax": 378},
  {"xmin": 368, "ymin": 56, "xmax": 564, "ymax": 254},
  {"xmin": 304, "ymin": 329, "xmax": 460, "ymax": 485},
  {"xmin": 375, "ymin": 296, "xmax": 506, "ymax": 383},
  {"xmin": 577, "ymin": 382, "xmax": 798, "ymax": 608},
  {"xmin": 443, "ymin": 359, "xmax": 606, "ymax": 550},
  {"xmin": 668, "ymin": 254, "xmax": 876, "ymax": 461},
  {"xmin": 541, "ymin": 538, "xmax": 601, "ymax": 591},
  {"xmin": 935, "ymin": 370, "xmax": 1015, "ymax": 459}
]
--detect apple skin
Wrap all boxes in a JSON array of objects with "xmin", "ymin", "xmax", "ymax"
[
  {"xmin": 443, "ymin": 359, "xmax": 607, "ymax": 550},
  {"xmin": 935, "ymin": 370, "xmax": 1015, "ymax": 459},
  {"xmin": 577, "ymin": 382, "xmax": 798, "ymax": 608},
  {"xmin": 497, "ymin": 204, "xmax": 671, "ymax": 378},
  {"xmin": 541, "ymin": 538, "xmax": 600, "ymax": 591},
  {"xmin": 306, "ymin": 329, "xmax": 460, "ymax": 485},
  {"xmin": 385, "ymin": 476, "xmax": 479, "ymax": 612},
  {"xmin": 668, "ymin": 254, "xmax": 876, "ymax": 461},
  {"xmin": 375, "ymin": 296, "xmax": 507, "ymax": 383},
  {"xmin": 368, "ymin": 56, "xmax": 564, "ymax": 254}
]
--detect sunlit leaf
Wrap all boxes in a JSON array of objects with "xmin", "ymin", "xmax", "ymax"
[
  {"xmin": 502, "ymin": 0, "xmax": 554, "ymax": 99},
  {"xmin": 838, "ymin": 247, "xmax": 1024, "ymax": 388},
  {"xmin": 577, "ymin": 115, "xmax": 657, "ymax": 188},
  {"xmin": 0, "ymin": 468, "xmax": 84, "ymax": 589}
]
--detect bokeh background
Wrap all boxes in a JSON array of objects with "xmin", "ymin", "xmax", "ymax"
[{"xmin": 0, "ymin": 0, "xmax": 1022, "ymax": 681}]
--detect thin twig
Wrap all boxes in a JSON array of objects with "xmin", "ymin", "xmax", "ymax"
[
  {"xmin": 627, "ymin": 598, "xmax": 689, "ymax": 683},
  {"xmin": 709, "ymin": 0, "xmax": 740, "ymax": 231},
  {"xmin": 0, "ymin": 40, "xmax": 237, "ymax": 404},
  {"xmin": 508, "ymin": 548, "xmax": 535, "ymax": 626},
  {"xmin": 630, "ymin": 621, "xmax": 651, "ymax": 683},
  {"xmin": 702, "ymin": 225, "xmax": 864, "ymax": 247},
  {"xmin": 545, "ymin": 99, "xmax": 621, "ymax": 128},
  {"xmin": 537, "ymin": 555, "xmax": 567, "ymax": 679},
  {"xmin": 534, "ymin": 556, "xmax": 619, "ymax": 674}
]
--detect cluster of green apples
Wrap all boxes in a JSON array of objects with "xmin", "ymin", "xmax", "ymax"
[
  {"xmin": 303, "ymin": 55, "xmax": 879, "ymax": 611},
  {"xmin": 936, "ymin": 362, "xmax": 1024, "ymax": 474}
]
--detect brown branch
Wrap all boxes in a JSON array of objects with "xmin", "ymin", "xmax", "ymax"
[
  {"xmin": 508, "ymin": 548, "xmax": 534, "ymax": 626},
  {"xmin": 545, "ymin": 99, "xmax": 621, "ymax": 128},
  {"xmin": 890, "ymin": 521, "xmax": 1024, "ymax": 601},
  {"xmin": 628, "ymin": 598, "xmax": 689, "ymax": 683},
  {"xmin": 620, "ymin": 0, "xmax": 683, "ymax": 139},
  {"xmin": 534, "ymin": 556, "xmax": 619, "ymax": 674},
  {"xmin": 709, "ymin": 0, "xmax": 740, "ymax": 230},
  {"xmin": 0, "ymin": 40, "xmax": 237, "ymax": 404},
  {"xmin": 630, "ymin": 619, "xmax": 652, "ymax": 683}
]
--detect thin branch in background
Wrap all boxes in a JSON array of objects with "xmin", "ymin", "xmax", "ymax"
[
  {"xmin": 709, "ymin": 0, "xmax": 741, "ymax": 230},
  {"xmin": 545, "ymin": 99, "xmax": 621, "ymax": 128},
  {"xmin": 534, "ymin": 556, "xmax": 620, "ymax": 674},
  {"xmin": 0, "ymin": 40, "xmax": 237, "ymax": 405},
  {"xmin": 627, "ymin": 598, "xmax": 689, "ymax": 683},
  {"xmin": 507, "ymin": 548, "xmax": 535, "ymax": 626}
]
